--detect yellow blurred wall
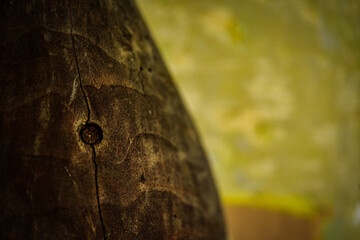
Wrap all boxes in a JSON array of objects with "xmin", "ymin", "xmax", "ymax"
[{"xmin": 137, "ymin": 0, "xmax": 360, "ymax": 239}]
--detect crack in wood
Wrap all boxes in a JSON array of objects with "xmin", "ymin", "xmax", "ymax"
[
  {"xmin": 91, "ymin": 145, "xmax": 107, "ymax": 240},
  {"xmin": 67, "ymin": 0, "xmax": 106, "ymax": 239},
  {"xmin": 67, "ymin": 0, "xmax": 91, "ymax": 124}
]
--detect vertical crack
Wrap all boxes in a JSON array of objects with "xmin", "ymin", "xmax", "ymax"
[
  {"xmin": 68, "ymin": 1, "xmax": 106, "ymax": 239},
  {"xmin": 67, "ymin": 0, "xmax": 91, "ymax": 124},
  {"xmin": 91, "ymin": 145, "xmax": 107, "ymax": 240}
]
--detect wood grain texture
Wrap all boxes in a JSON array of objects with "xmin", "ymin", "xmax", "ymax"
[{"xmin": 0, "ymin": 0, "xmax": 226, "ymax": 239}]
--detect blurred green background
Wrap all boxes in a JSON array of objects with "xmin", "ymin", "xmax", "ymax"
[{"xmin": 136, "ymin": 0, "xmax": 360, "ymax": 239}]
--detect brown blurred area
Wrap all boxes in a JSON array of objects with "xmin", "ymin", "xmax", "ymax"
[{"xmin": 224, "ymin": 205, "xmax": 326, "ymax": 240}]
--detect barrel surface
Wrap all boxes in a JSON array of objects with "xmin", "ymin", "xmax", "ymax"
[{"xmin": 0, "ymin": 0, "xmax": 226, "ymax": 239}]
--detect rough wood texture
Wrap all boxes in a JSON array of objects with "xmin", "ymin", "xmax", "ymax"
[{"xmin": 0, "ymin": 0, "xmax": 226, "ymax": 239}]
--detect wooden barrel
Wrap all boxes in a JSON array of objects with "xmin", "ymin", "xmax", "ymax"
[{"xmin": 0, "ymin": 0, "xmax": 226, "ymax": 239}]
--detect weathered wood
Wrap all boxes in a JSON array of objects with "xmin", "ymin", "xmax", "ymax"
[{"xmin": 0, "ymin": 0, "xmax": 226, "ymax": 239}]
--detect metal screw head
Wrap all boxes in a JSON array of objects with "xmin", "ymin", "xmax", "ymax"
[{"xmin": 80, "ymin": 123, "xmax": 103, "ymax": 145}]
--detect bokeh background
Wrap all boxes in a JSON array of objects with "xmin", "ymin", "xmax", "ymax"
[{"xmin": 136, "ymin": 0, "xmax": 360, "ymax": 239}]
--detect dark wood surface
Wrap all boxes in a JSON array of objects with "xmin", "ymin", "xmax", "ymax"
[{"xmin": 0, "ymin": 0, "xmax": 226, "ymax": 239}]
